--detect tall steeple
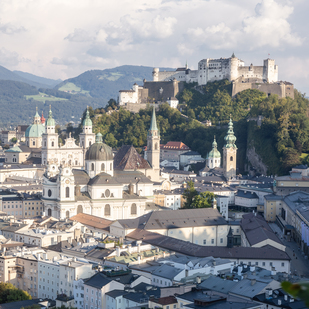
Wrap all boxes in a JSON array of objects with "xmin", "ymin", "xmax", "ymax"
[
  {"xmin": 46, "ymin": 105, "xmax": 55, "ymax": 128},
  {"xmin": 149, "ymin": 105, "xmax": 158, "ymax": 133},
  {"xmin": 79, "ymin": 106, "xmax": 95, "ymax": 152},
  {"xmin": 33, "ymin": 107, "xmax": 41, "ymax": 124},
  {"xmin": 224, "ymin": 117, "xmax": 237, "ymax": 148},
  {"xmin": 146, "ymin": 106, "xmax": 160, "ymax": 181},
  {"xmin": 83, "ymin": 106, "xmax": 93, "ymax": 127},
  {"xmin": 222, "ymin": 117, "xmax": 237, "ymax": 180}
]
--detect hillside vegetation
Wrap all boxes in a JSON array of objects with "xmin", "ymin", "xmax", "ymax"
[{"xmin": 83, "ymin": 80, "xmax": 309, "ymax": 176}]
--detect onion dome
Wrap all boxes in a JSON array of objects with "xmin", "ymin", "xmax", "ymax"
[
  {"xmin": 83, "ymin": 107, "xmax": 92, "ymax": 126},
  {"xmin": 85, "ymin": 133, "xmax": 113, "ymax": 161},
  {"xmin": 207, "ymin": 136, "xmax": 221, "ymax": 159},
  {"xmin": 46, "ymin": 106, "xmax": 55, "ymax": 127},
  {"xmin": 25, "ymin": 108, "xmax": 45, "ymax": 138},
  {"xmin": 41, "ymin": 111, "xmax": 45, "ymax": 125},
  {"xmin": 224, "ymin": 118, "xmax": 237, "ymax": 148}
]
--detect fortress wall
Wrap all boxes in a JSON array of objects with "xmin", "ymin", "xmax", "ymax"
[
  {"xmin": 119, "ymin": 91, "xmax": 138, "ymax": 105},
  {"xmin": 138, "ymin": 88, "xmax": 149, "ymax": 103},
  {"xmin": 144, "ymin": 81, "xmax": 181, "ymax": 101},
  {"xmin": 158, "ymin": 71, "xmax": 187, "ymax": 82},
  {"xmin": 238, "ymin": 66, "xmax": 264, "ymax": 79}
]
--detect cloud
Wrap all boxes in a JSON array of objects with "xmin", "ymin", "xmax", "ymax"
[
  {"xmin": 65, "ymin": 28, "xmax": 93, "ymax": 43},
  {"xmin": 0, "ymin": 48, "xmax": 22, "ymax": 66},
  {"xmin": 0, "ymin": 22, "xmax": 25, "ymax": 35},
  {"xmin": 186, "ymin": 0, "xmax": 302, "ymax": 50}
]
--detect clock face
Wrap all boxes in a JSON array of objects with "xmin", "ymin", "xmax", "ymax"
[{"xmin": 65, "ymin": 179, "xmax": 70, "ymax": 184}]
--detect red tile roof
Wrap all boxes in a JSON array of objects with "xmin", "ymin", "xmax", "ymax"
[{"xmin": 161, "ymin": 141, "xmax": 190, "ymax": 150}]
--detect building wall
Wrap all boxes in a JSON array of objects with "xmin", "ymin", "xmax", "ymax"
[{"xmin": 38, "ymin": 259, "xmax": 59, "ymax": 300}]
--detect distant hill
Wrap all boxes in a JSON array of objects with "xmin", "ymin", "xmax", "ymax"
[
  {"xmin": 13, "ymin": 70, "xmax": 61, "ymax": 88},
  {"xmin": 0, "ymin": 65, "xmax": 175, "ymax": 126},
  {"xmin": 56, "ymin": 65, "xmax": 174, "ymax": 101},
  {"xmin": 0, "ymin": 65, "xmax": 60, "ymax": 89}
]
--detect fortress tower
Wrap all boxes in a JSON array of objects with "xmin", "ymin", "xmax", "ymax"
[{"xmin": 152, "ymin": 68, "xmax": 159, "ymax": 82}]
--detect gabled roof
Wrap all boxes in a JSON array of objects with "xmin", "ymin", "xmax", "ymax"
[
  {"xmin": 161, "ymin": 141, "xmax": 190, "ymax": 151},
  {"xmin": 127, "ymin": 229, "xmax": 291, "ymax": 260},
  {"xmin": 69, "ymin": 213, "xmax": 113, "ymax": 230},
  {"xmin": 114, "ymin": 145, "xmax": 151, "ymax": 170},
  {"xmin": 116, "ymin": 208, "xmax": 226, "ymax": 230},
  {"xmin": 84, "ymin": 272, "xmax": 112, "ymax": 289}
]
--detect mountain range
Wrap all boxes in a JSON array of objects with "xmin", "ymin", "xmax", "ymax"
[{"xmin": 0, "ymin": 64, "xmax": 172, "ymax": 127}]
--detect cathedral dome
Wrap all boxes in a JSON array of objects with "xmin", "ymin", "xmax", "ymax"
[
  {"xmin": 207, "ymin": 137, "xmax": 221, "ymax": 159},
  {"xmin": 25, "ymin": 123, "xmax": 45, "ymax": 138},
  {"xmin": 85, "ymin": 133, "xmax": 113, "ymax": 161}
]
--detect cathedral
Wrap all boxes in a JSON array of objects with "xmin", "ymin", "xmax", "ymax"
[{"xmin": 42, "ymin": 106, "xmax": 161, "ymax": 220}]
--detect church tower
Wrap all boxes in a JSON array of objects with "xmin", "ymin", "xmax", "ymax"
[
  {"xmin": 146, "ymin": 106, "xmax": 160, "ymax": 181},
  {"xmin": 42, "ymin": 106, "xmax": 59, "ymax": 166},
  {"xmin": 222, "ymin": 117, "xmax": 237, "ymax": 180},
  {"xmin": 206, "ymin": 136, "xmax": 221, "ymax": 169}
]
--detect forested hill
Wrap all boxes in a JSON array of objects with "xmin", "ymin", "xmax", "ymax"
[
  {"xmin": 82, "ymin": 81, "xmax": 309, "ymax": 176},
  {"xmin": 56, "ymin": 65, "xmax": 173, "ymax": 101}
]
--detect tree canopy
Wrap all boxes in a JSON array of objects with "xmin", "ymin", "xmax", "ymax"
[{"xmin": 0, "ymin": 282, "xmax": 31, "ymax": 304}]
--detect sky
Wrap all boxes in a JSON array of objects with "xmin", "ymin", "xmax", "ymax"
[{"xmin": 0, "ymin": 0, "xmax": 309, "ymax": 94}]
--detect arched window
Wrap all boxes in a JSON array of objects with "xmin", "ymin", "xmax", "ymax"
[
  {"xmin": 89, "ymin": 141, "xmax": 91, "ymax": 147},
  {"xmin": 66, "ymin": 187, "xmax": 70, "ymax": 198},
  {"xmin": 131, "ymin": 203, "xmax": 137, "ymax": 215},
  {"xmin": 66, "ymin": 211, "xmax": 70, "ymax": 218},
  {"xmin": 75, "ymin": 160, "xmax": 78, "ymax": 166},
  {"xmin": 48, "ymin": 209, "xmax": 52, "ymax": 216},
  {"xmin": 91, "ymin": 163, "xmax": 94, "ymax": 171},
  {"xmin": 101, "ymin": 163, "xmax": 105, "ymax": 171},
  {"xmin": 230, "ymin": 156, "xmax": 233, "ymax": 161},
  {"xmin": 51, "ymin": 141, "xmax": 54, "ymax": 147},
  {"xmin": 68, "ymin": 160, "xmax": 72, "ymax": 166},
  {"xmin": 110, "ymin": 163, "xmax": 112, "ymax": 170},
  {"xmin": 104, "ymin": 204, "xmax": 111, "ymax": 216},
  {"xmin": 77, "ymin": 205, "xmax": 83, "ymax": 214},
  {"xmin": 155, "ymin": 143, "xmax": 158, "ymax": 150},
  {"xmin": 48, "ymin": 189, "xmax": 52, "ymax": 197}
]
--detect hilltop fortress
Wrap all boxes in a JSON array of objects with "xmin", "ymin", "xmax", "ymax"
[{"xmin": 119, "ymin": 54, "xmax": 294, "ymax": 112}]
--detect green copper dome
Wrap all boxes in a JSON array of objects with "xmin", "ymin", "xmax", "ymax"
[
  {"xmin": 46, "ymin": 107, "xmax": 55, "ymax": 126},
  {"xmin": 25, "ymin": 124, "xmax": 45, "ymax": 138},
  {"xmin": 83, "ymin": 108, "xmax": 92, "ymax": 127},
  {"xmin": 224, "ymin": 118, "xmax": 237, "ymax": 148},
  {"xmin": 207, "ymin": 137, "xmax": 221, "ymax": 159},
  {"xmin": 85, "ymin": 133, "xmax": 113, "ymax": 161},
  {"xmin": 25, "ymin": 108, "xmax": 45, "ymax": 138}
]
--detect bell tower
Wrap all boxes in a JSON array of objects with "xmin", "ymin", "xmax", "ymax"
[
  {"xmin": 146, "ymin": 106, "xmax": 160, "ymax": 181},
  {"xmin": 222, "ymin": 117, "xmax": 237, "ymax": 180}
]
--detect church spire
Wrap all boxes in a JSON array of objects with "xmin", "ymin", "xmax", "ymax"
[
  {"xmin": 224, "ymin": 117, "xmax": 237, "ymax": 148},
  {"xmin": 83, "ymin": 106, "xmax": 92, "ymax": 127},
  {"xmin": 149, "ymin": 105, "xmax": 158, "ymax": 133}
]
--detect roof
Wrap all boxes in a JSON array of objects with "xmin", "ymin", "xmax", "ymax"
[
  {"xmin": 69, "ymin": 213, "xmax": 113, "ymax": 230},
  {"xmin": 152, "ymin": 264, "xmax": 183, "ymax": 280},
  {"xmin": 235, "ymin": 190, "xmax": 259, "ymax": 199},
  {"xmin": 72, "ymin": 169, "xmax": 90, "ymax": 185},
  {"xmin": 126, "ymin": 229, "xmax": 291, "ymax": 260},
  {"xmin": 151, "ymin": 296, "xmax": 178, "ymax": 305},
  {"xmin": 198, "ymin": 276, "xmax": 237, "ymax": 294},
  {"xmin": 114, "ymin": 145, "xmax": 151, "ymax": 170},
  {"xmin": 149, "ymin": 105, "xmax": 158, "ymax": 131},
  {"xmin": 0, "ymin": 299, "xmax": 49, "ymax": 309},
  {"xmin": 161, "ymin": 141, "xmax": 190, "ymax": 151},
  {"xmin": 84, "ymin": 272, "xmax": 112, "ymax": 289},
  {"xmin": 25, "ymin": 123, "xmax": 45, "ymax": 138},
  {"xmin": 240, "ymin": 213, "xmax": 282, "ymax": 246},
  {"xmin": 117, "ymin": 208, "xmax": 226, "ymax": 230}
]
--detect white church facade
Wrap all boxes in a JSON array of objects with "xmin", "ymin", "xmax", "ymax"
[{"xmin": 42, "ymin": 106, "xmax": 161, "ymax": 220}]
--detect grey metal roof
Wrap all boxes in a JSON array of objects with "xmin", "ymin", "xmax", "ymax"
[
  {"xmin": 127, "ymin": 229, "xmax": 291, "ymax": 261},
  {"xmin": 235, "ymin": 190, "xmax": 259, "ymax": 199},
  {"xmin": 84, "ymin": 272, "xmax": 112, "ymax": 288},
  {"xmin": 152, "ymin": 264, "xmax": 183, "ymax": 280},
  {"xmin": 73, "ymin": 169, "xmax": 90, "ymax": 185},
  {"xmin": 230, "ymin": 278, "xmax": 276, "ymax": 298},
  {"xmin": 117, "ymin": 208, "xmax": 226, "ymax": 230},
  {"xmin": 198, "ymin": 276, "xmax": 237, "ymax": 294}
]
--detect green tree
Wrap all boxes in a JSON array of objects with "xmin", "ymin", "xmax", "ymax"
[
  {"xmin": 191, "ymin": 191, "xmax": 215, "ymax": 208},
  {"xmin": 0, "ymin": 282, "xmax": 31, "ymax": 304},
  {"xmin": 10, "ymin": 137, "xmax": 17, "ymax": 143},
  {"xmin": 282, "ymin": 281, "xmax": 309, "ymax": 308},
  {"xmin": 182, "ymin": 181, "xmax": 198, "ymax": 208}
]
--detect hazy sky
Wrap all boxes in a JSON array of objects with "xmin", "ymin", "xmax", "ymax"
[{"xmin": 1, "ymin": 0, "xmax": 309, "ymax": 94}]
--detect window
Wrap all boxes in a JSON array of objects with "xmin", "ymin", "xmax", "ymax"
[
  {"xmin": 203, "ymin": 239, "xmax": 206, "ymax": 245},
  {"xmin": 51, "ymin": 141, "xmax": 54, "ymax": 147},
  {"xmin": 262, "ymin": 262, "xmax": 265, "ymax": 266},
  {"xmin": 131, "ymin": 203, "xmax": 137, "ymax": 215},
  {"xmin": 101, "ymin": 163, "xmax": 105, "ymax": 171},
  {"xmin": 77, "ymin": 205, "xmax": 83, "ymax": 214},
  {"xmin": 48, "ymin": 190, "xmax": 52, "ymax": 197},
  {"xmin": 66, "ymin": 187, "xmax": 70, "ymax": 198},
  {"xmin": 91, "ymin": 163, "xmax": 94, "ymax": 171},
  {"xmin": 211, "ymin": 239, "xmax": 214, "ymax": 244},
  {"xmin": 104, "ymin": 204, "xmax": 111, "ymax": 216},
  {"xmin": 230, "ymin": 156, "xmax": 233, "ymax": 161},
  {"xmin": 220, "ymin": 238, "xmax": 223, "ymax": 243},
  {"xmin": 281, "ymin": 262, "xmax": 285, "ymax": 267}
]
